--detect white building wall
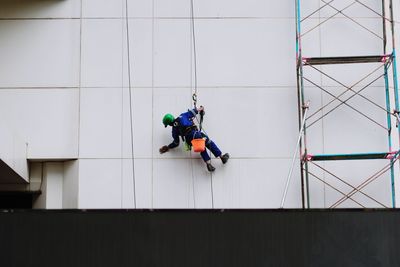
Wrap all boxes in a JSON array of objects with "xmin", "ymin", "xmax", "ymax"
[
  {"xmin": 1, "ymin": 0, "xmax": 399, "ymax": 209},
  {"xmin": 63, "ymin": 160, "xmax": 79, "ymax": 208},
  {"xmin": 44, "ymin": 163, "xmax": 64, "ymax": 209},
  {"xmin": 32, "ymin": 162, "xmax": 68, "ymax": 209},
  {"xmin": 0, "ymin": 119, "xmax": 28, "ymax": 182}
]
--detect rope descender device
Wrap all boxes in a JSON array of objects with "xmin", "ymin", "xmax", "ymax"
[
  {"xmin": 192, "ymin": 93, "xmax": 197, "ymax": 108},
  {"xmin": 199, "ymin": 108, "xmax": 204, "ymax": 131}
]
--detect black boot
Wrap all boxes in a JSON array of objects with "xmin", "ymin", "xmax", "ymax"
[
  {"xmin": 207, "ymin": 163, "xmax": 215, "ymax": 172},
  {"xmin": 221, "ymin": 153, "xmax": 230, "ymax": 164}
]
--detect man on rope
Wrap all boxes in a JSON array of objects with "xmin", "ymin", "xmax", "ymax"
[{"xmin": 159, "ymin": 106, "xmax": 229, "ymax": 172}]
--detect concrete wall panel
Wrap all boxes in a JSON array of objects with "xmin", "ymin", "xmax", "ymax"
[
  {"xmin": 78, "ymin": 159, "xmax": 122, "ymax": 208},
  {"xmin": 79, "ymin": 87, "xmax": 122, "ymax": 158},
  {"xmin": 0, "ymin": 20, "xmax": 80, "ymax": 87},
  {"xmin": 0, "ymin": 89, "xmax": 79, "ymax": 159},
  {"xmin": 63, "ymin": 160, "xmax": 79, "ymax": 208},
  {"xmin": 81, "ymin": 19, "xmax": 123, "ymax": 87}
]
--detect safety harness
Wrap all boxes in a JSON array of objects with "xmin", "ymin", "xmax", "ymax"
[{"xmin": 173, "ymin": 111, "xmax": 204, "ymax": 143}]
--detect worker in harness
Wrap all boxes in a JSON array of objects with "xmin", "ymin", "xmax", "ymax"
[{"xmin": 159, "ymin": 106, "xmax": 229, "ymax": 172}]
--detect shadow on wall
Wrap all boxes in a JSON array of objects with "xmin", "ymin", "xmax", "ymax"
[{"xmin": 0, "ymin": 0, "xmax": 71, "ymax": 19}]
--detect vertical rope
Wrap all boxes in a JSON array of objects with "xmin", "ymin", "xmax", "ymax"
[
  {"xmin": 120, "ymin": 0, "xmax": 124, "ymax": 209},
  {"xmin": 210, "ymin": 171, "xmax": 214, "ymax": 208},
  {"xmin": 78, "ymin": 0, "xmax": 82, "ymax": 159},
  {"xmin": 189, "ymin": 0, "xmax": 216, "ymax": 208},
  {"xmin": 317, "ymin": 0, "xmax": 327, "ymax": 208},
  {"xmin": 190, "ymin": 156, "xmax": 197, "ymax": 208},
  {"xmin": 125, "ymin": 0, "xmax": 137, "ymax": 208},
  {"xmin": 77, "ymin": 0, "xmax": 83, "ymax": 208},
  {"xmin": 151, "ymin": 0, "xmax": 155, "ymax": 208},
  {"xmin": 190, "ymin": 0, "xmax": 198, "ymax": 108},
  {"xmin": 189, "ymin": 0, "xmax": 214, "ymax": 208},
  {"xmin": 189, "ymin": 0, "xmax": 197, "ymax": 208}
]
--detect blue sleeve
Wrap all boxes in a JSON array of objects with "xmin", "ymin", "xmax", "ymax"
[
  {"xmin": 181, "ymin": 108, "xmax": 198, "ymax": 120},
  {"xmin": 168, "ymin": 127, "xmax": 180, "ymax": 149}
]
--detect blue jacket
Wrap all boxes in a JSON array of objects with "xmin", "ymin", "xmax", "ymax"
[{"xmin": 168, "ymin": 108, "xmax": 199, "ymax": 149}]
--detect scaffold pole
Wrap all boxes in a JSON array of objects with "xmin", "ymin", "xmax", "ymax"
[{"xmin": 293, "ymin": 0, "xmax": 399, "ymax": 208}]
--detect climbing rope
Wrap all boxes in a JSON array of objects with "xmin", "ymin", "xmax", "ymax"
[
  {"xmin": 189, "ymin": 0, "xmax": 197, "ymax": 208},
  {"xmin": 189, "ymin": 0, "xmax": 214, "ymax": 208},
  {"xmin": 199, "ymin": 110, "xmax": 204, "ymax": 131},
  {"xmin": 125, "ymin": 0, "xmax": 137, "ymax": 208},
  {"xmin": 190, "ymin": 0, "xmax": 198, "ymax": 108}
]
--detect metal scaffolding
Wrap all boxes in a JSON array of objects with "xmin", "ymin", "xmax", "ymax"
[{"xmin": 295, "ymin": 0, "xmax": 400, "ymax": 208}]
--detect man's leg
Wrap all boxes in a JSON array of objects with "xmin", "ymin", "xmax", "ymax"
[
  {"xmin": 190, "ymin": 131, "xmax": 215, "ymax": 172},
  {"xmin": 200, "ymin": 150, "xmax": 211, "ymax": 162},
  {"xmin": 202, "ymin": 135, "xmax": 222, "ymax": 158},
  {"xmin": 203, "ymin": 134, "xmax": 229, "ymax": 164},
  {"xmin": 200, "ymin": 151, "xmax": 215, "ymax": 172}
]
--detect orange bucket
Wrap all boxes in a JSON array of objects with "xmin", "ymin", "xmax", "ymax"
[{"xmin": 191, "ymin": 138, "xmax": 205, "ymax": 152}]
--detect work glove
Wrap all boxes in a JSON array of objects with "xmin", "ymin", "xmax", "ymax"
[{"xmin": 159, "ymin": 145, "xmax": 169, "ymax": 154}]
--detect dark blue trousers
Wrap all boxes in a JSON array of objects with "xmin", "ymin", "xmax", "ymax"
[{"xmin": 185, "ymin": 130, "xmax": 222, "ymax": 162}]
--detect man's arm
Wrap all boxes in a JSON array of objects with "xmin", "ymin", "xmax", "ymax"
[
  {"xmin": 181, "ymin": 106, "xmax": 204, "ymax": 120},
  {"xmin": 159, "ymin": 127, "xmax": 180, "ymax": 154},
  {"xmin": 168, "ymin": 128, "xmax": 180, "ymax": 149}
]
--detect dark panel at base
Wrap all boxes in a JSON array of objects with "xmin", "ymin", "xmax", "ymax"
[
  {"xmin": 0, "ymin": 209, "xmax": 399, "ymax": 267},
  {"xmin": 0, "ymin": 192, "xmax": 33, "ymax": 209}
]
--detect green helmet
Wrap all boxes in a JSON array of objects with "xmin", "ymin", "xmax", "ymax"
[{"xmin": 163, "ymin": 113, "xmax": 175, "ymax": 127}]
